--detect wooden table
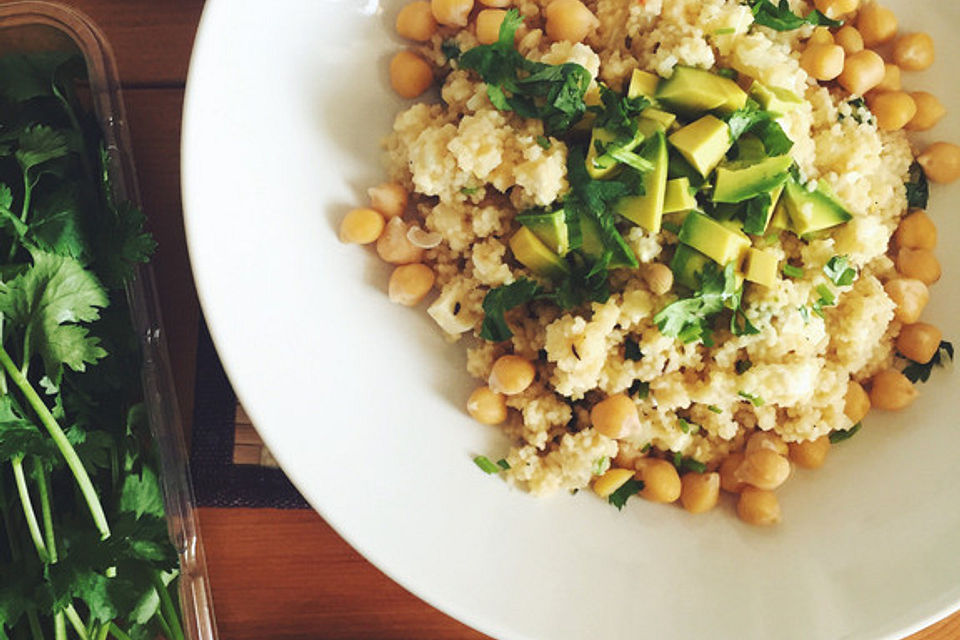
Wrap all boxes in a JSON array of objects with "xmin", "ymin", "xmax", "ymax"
[{"xmin": 40, "ymin": 1, "xmax": 960, "ymax": 638}]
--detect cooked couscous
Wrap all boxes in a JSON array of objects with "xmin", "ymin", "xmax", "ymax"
[{"xmin": 341, "ymin": 0, "xmax": 955, "ymax": 524}]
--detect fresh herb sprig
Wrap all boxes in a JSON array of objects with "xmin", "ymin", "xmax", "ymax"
[
  {"xmin": 902, "ymin": 341, "xmax": 953, "ymax": 383},
  {"xmin": 746, "ymin": 0, "xmax": 842, "ymax": 31},
  {"xmin": 905, "ymin": 161, "xmax": 929, "ymax": 209},
  {"xmin": 0, "ymin": 52, "xmax": 179, "ymax": 640}
]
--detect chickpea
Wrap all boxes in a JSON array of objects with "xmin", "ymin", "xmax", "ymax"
[
  {"xmin": 737, "ymin": 487, "xmax": 781, "ymax": 526},
  {"xmin": 590, "ymin": 393, "xmax": 640, "ymax": 439},
  {"xmin": 396, "ymin": 1, "xmax": 438, "ymax": 42},
  {"xmin": 643, "ymin": 262, "xmax": 674, "ymax": 295},
  {"xmin": 869, "ymin": 369, "xmax": 918, "ymax": 411},
  {"xmin": 719, "ymin": 452, "xmax": 747, "ymax": 493},
  {"xmin": 339, "ymin": 208, "xmax": 385, "ymax": 245},
  {"xmin": 834, "ymin": 26, "xmax": 864, "ymax": 55},
  {"xmin": 894, "ymin": 210, "xmax": 937, "ymax": 251},
  {"xmin": 857, "ymin": 3, "xmax": 897, "ymax": 47},
  {"xmin": 388, "ymin": 264, "xmax": 436, "ymax": 306},
  {"xmin": 906, "ymin": 92, "xmax": 946, "ymax": 131},
  {"xmin": 814, "ymin": 0, "xmax": 859, "ymax": 19},
  {"xmin": 837, "ymin": 49, "xmax": 885, "ymax": 96},
  {"xmin": 801, "ymin": 43, "xmax": 845, "ymax": 82},
  {"xmin": 680, "ymin": 472, "xmax": 720, "ymax": 514},
  {"xmin": 896, "ymin": 248, "xmax": 941, "ymax": 285},
  {"xmin": 896, "ymin": 323, "xmax": 943, "ymax": 364},
  {"xmin": 808, "ymin": 27, "xmax": 834, "ymax": 46},
  {"xmin": 376, "ymin": 217, "xmax": 425, "ymax": 264},
  {"xmin": 476, "ymin": 9, "xmax": 508, "ymax": 45},
  {"xmin": 488, "ymin": 355, "xmax": 536, "ymax": 395},
  {"xmin": 368, "ymin": 182, "xmax": 408, "ymax": 219},
  {"xmin": 479, "ymin": 0, "xmax": 510, "ymax": 5},
  {"xmin": 873, "ymin": 63, "xmax": 901, "ymax": 93},
  {"xmin": 868, "ymin": 91, "xmax": 916, "ymax": 132},
  {"xmin": 735, "ymin": 448, "xmax": 791, "ymax": 491},
  {"xmin": 744, "ymin": 431, "xmax": 789, "ymax": 457},
  {"xmin": 893, "ymin": 32, "xmax": 935, "ymax": 71},
  {"xmin": 431, "ymin": 0, "xmax": 473, "ymax": 27},
  {"xmin": 466, "ymin": 386, "xmax": 507, "ymax": 424},
  {"xmin": 884, "ymin": 278, "xmax": 929, "ymax": 324},
  {"xmin": 593, "ymin": 468, "xmax": 636, "ymax": 499},
  {"xmin": 389, "ymin": 51, "xmax": 433, "ymax": 99},
  {"xmin": 638, "ymin": 459, "xmax": 682, "ymax": 503},
  {"xmin": 788, "ymin": 436, "xmax": 830, "ymax": 469},
  {"xmin": 545, "ymin": 0, "xmax": 599, "ymax": 43},
  {"xmin": 844, "ymin": 379, "xmax": 871, "ymax": 424},
  {"xmin": 918, "ymin": 143, "xmax": 960, "ymax": 184}
]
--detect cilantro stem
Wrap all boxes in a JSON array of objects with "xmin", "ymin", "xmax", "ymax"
[
  {"xmin": 106, "ymin": 624, "xmax": 133, "ymax": 640},
  {"xmin": 153, "ymin": 572, "xmax": 186, "ymax": 640},
  {"xmin": 11, "ymin": 457, "xmax": 48, "ymax": 563},
  {"xmin": 64, "ymin": 605, "xmax": 89, "ymax": 640},
  {"xmin": 93, "ymin": 624, "xmax": 109, "ymax": 640},
  {"xmin": 34, "ymin": 458, "xmax": 56, "ymax": 562},
  {"xmin": 26, "ymin": 609, "xmax": 44, "ymax": 640},
  {"xmin": 155, "ymin": 610, "xmax": 174, "ymax": 640},
  {"xmin": 0, "ymin": 345, "xmax": 111, "ymax": 539},
  {"xmin": 0, "ymin": 471, "xmax": 22, "ymax": 562},
  {"xmin": 54, "ymin": 614, "xmax": 66, "ymax": 640}
]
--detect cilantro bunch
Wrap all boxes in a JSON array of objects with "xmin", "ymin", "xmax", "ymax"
[{"xmin": 0, "ymin": 53, "xmax": 182, "ymax": 640}]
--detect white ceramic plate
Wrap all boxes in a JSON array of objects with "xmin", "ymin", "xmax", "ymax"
[{"xmin": 182, "ymin": 2, "xmax": 960, "ymax": 638}]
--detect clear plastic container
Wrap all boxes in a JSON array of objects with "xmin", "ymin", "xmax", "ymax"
[{"xmin": 0, "ymin": 3, "xmax": 218, "ymax": 639}]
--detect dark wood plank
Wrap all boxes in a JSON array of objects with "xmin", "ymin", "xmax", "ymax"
[{"xmin": 198, "ymin": 508, "xmax": 491, "ymax": 640}]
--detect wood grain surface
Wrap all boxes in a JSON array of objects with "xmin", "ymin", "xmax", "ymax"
[{"xmin": 34, "ymin": 0, "xmax": 959, "ymax": 638}]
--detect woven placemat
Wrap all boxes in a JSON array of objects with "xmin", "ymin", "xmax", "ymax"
[{"xmin": 189, "ymin": 320, "xmax": 308, "ymax": 509}]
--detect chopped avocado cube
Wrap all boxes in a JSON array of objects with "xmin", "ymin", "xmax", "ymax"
[
  {"xmin": 670, "ymin": 244, "xmax": 712, "ymax": 290},
  {"xmin": 509, "ymin": 226, "xmax": 568, "ymax": 278},
  {"xmin": 656, "ymin": 66, "xmax": 748, "ymax": 117},
  {"xmin": 668, "ymin": 115, "xmax": 732, "ymax": 177},
  {"xmin": 781, "ymin": 177, "xmax": 853, "ymax": 236},
  {"xmin": 748, "ymin": 81, "xmax": 803, "ymax": 114},
  {"xmin": 586, "ymin": 126, "xmax": 645, "ymax": 179},
  {"xmin": 628, "ymin": 69, "xmax": 660, "ymax": 99},
  {"xmin": 615, "ymin": 131, "xmax": 668, "ymax": 232},
  {"xmin": 712, "ymin": 155, "xmax": 793, "ymax": 203},
  {"xmin": 742, "ymin": 248, "xmax": 779, "ymax": 287},
  {"xmin": 578, "ymin": 215, "xmax": 636, "ymax": 268},
  {"xmin": 663, "ymin": 177, "xmax": 697, "ymax": 213},
  {"xmin": 640, "ymin": 108, "xmax": 677, "ymax": 132},
  {"xmin": 516, "ymin": 210, "xmax": 570, "ymax": 256},
  {"xmin": 667, "ymin": 148, "xmax": 705, "ymax": 188},
  {"xmin": 769, "ymin": 198, "xmax": 791, "ymax": 231},
  {"xmin": 678, "ymin": 210, "xmax": 750, "ymax": 266}
]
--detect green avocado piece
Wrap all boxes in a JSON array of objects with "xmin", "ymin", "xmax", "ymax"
[
  {"xmin": 742, "ymin": 247, "xmax": 779, "ymax": 287},
  {"xmin": 628, "ymin": 69, "xmax": 660, "ymax": 99},
  {"xmin": 713, "ymin": 155, "xmax": 793, "ymax": 203},
  {"xmin": 656, "ymin": 66, "xmax": 748, "ymax": 117},
  {"xmin": 516, "ymin": 210, "xmax": 570, "ymax": 256},
  {"xmin": 781, "ymin": 177, "xmax": 853, "ymax": 236},
  {"xmin": 668, "ymin": 115, "xmax": 732, "ymax": 177},
  {"xmin": 678, "ymin": 210, "xmax": 751, "ymax": 266},
  {"xmin": 640, "ymin": 107, "xmax": 677, "ymax": 132},
  {"xmin": 769, "ymin": 198, "xmax": 791, "ymax": 231},
  {"xmin": 748, "ymin": 183, "xmax": 785, "ymax": 235},
  {"xmin": 748, "ymin": 81, "xmax": 803, "ymax": 114},
  {"xmin": 578, "ymin": 215, "xmax": 636, "ymax": 268},
  {"xmin": 615, "ymin": 130, "xmax": 669, "ymax": 232},
  {"xmin": 733, "ymin": 134, "xmax": 767, "ymax": 163},
  {"xmin": 663, "ymin": 177, "xmax": 697, "ymax": 213},
  {"xmin": 670, "ymin": 243, "xmax": 712, "ymax": 290},
  {"xmin": 586, "ymin": 126, "xmax": 645, "ymax": 179},
  {"xmin": 667, "ymin": 148, "xmax": 706, "ymax": 188},
  {"xmin": 509, "ymin": 226, "xmax": 568, "ymax": 278}
]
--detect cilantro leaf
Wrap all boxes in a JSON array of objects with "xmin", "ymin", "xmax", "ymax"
[
  {"xmin": 823, "ymin": 255, "xmax": 857, "ymax": 287},
  {"xmin": 608, "ymin": 477, "xmax": 643, "ymax": 510},
  {"xmin": 738, "ymin": 390, "xmax": 765, "ymax": 406},
  {"xmin": 15, "ymin": 125, "xmax": 69, "ymax": 173},
  {"xmin": 0, "ymin": 250, "xmax": 109, "ymax": 382},
  {"xmin": 0, "ymin": 52, "xmax": 75, "ymax": 102},
  {"xmin": 901, "ymin": 340, "xmax": 953, "ymax": 383},
  {"xmin": 723, "ymin": 99, "xmax": 794, "ymax": 155},
  {"xmin": 655, "ymin": 262, "xmax": 756, "ymax": 345},
  {"xmin": 672, "ymin": 452, "xmax": 707, "ymax": 474},
  {"xmin": 592, "ymin": 86, "xmax": 650, "ymax": 139},
  {"xmin": 747, "ymin": 0, "xmax": 842, "ymax": 31},
  {"xmin": 742, "ymin": 192, "xmax": 773, "ymax": 235},
  {"xmin": 905, "ymin": 161, "xmax": 929, "ymax": 209},
  {"xmin": 829, "ymin": 422, "xmax": 861, "ymax": 443},
  {"xmin": 119, "ymin": 466, "xmax": 165, "ymax": 520},
  {"xmin": 479, "ymin": 278, "xmax": 542, "ymax": 341}
]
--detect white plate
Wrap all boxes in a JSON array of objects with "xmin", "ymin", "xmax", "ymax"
[{"xmin": 182, "ymin": 2, "xmax": 960, "ymax": 638}]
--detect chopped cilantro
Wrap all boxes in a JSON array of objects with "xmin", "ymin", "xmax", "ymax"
[
  {"xmin": 799, "ymin": 305, "xmax": 811, "ymax": 324},
  {"xmin": 479, "ymin": 278, "xmax": 542, "ymax": 342},
  {"xmin": 735, "ymin": 359, "xmax": 752, "ymax": 374},
  {"xmin": 496, "ymin": 458, "xmax": 511, "ymax": 470},
  {"xmin": 461, "ymin": 186, "xmax": 480, "ymax": 195},
  {"xmin": 708, "ymin": 405, "xmax": 723, "ymax": 414},
  {"xmin": 815, "ymin": 283, "xmax": 836, "ymax": 307},
  {"xmin": 905, "ymin": 161, "xmax": 929, "ymax": 209},
  {"xmin": 738, "ymin": 391, "xmax": 765, "ymax": 406},
  {"xmin": 624, "ymin": 339, "xmax": 643, "ymax": 361},
  {"xmin": 829, "ymin": 423, "xmax": 862, "ymax": 444},
  {"xmin": 458, "ymin": 9, "xmax": 591, "ymax": 135},
  {"xmin": 661, "ymin": 220, "xmax": 681, "ymax": 235},
  {"xmin": 713, "ymin": 28, "xmax": 737, "ymax": 36},
  {"xmin": 641, "ymin": 443, "xmax": 652, "ymax": 453},
  {"xmin": 441, "ymin": 40, "xmax": 461, "ymax": 62},
  {"xmin": 902, "ymin": 340, "xmax": 954, "ymax": 383},
  {"xmin": 672, "ymin": 451, "xmax": 706, "ymax": 473},
  {"xmin": 473, "ymin": 455, "xmax": 502, "ymax": 474},
  {"xmin": 823, "ymin": 255, "xmax": 857, "ymax": 287},
  {"xmin": 724, "ymin": 99, "xmax": 794, "ymax": 155},
  {"xmin": 743, "ymin": 192, "xmax": 773, "ymax": 235},
  {"xmin": 608, "ymin": 478, "xmax": 644, "ymax": 510},
  {"xmin": 782, "ymin": 263, "xmax": 804, "ymax": 278},
  {"xmin": 678, "ymin": 418, "xmax": 691, "ymax": 434},
  {"xmin": 628, "ymin": 380, "xmax": 650, "ymax": 399},
  {"xmin": 746, "ymin": 0, "xmax": 842, "ymax": 31},
  {"xmin": 592, "ymin": 456, "xmax": 610, "ymax": 476},
  {"xmin": 535, "ymin": 135, "xmax": 552, "ymax": 149}
]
